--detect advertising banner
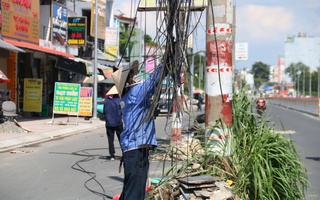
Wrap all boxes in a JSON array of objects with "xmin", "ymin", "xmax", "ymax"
[
  {"xmin": 78, "ymin": 87, "xmax": 93, "ymax": 116},
  {"xmin": 23, "ymin": 79, "xmax": 43, "ymax": 112},
  {"xmin": 53, "ymin": 82, "xmax": 80, "ymax": 115}
]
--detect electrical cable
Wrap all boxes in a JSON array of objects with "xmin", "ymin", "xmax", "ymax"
[
  {"xmin": 50, "ymin": 148, "xmax": 116, "ymax": 199},
  {"xmin": 71, "ymin": 149, "xmax": 115, "ymax": 199}
]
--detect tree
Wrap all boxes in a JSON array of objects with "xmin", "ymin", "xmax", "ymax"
[
  {"xmin": 119, "ymin": 27, "xmax": 136, "ymax": 62},
  {"xmin": 284, "ymin": 62, "xmax": 308, "ymax": 83},
  {"xmin": 285, "ymin": 62, "xmax": 310, "ymax": 95},
  {"xmin": 144, "ymin": 34, "xmax": 158, "ymax": 46},
  {"xmin": 251, "ymin": 61, "xmax": 270, "ymax": 88}
]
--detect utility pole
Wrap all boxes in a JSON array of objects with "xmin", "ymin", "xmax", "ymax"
[
  {"xmin": 205, "ymin": 0, "xmax": 234, "ymax": 127},
  {"xmin": 92, "ymin": 0, "xmax": 98, "ymax": 119}
]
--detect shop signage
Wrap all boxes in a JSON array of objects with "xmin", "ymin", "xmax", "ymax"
[
  {"xmin": 67, "ymin": 17, "xmax": 87, "ymax": 45},
  {"xmin": 53, "ymin": 82, "xmax": 80, "ymax": 115},
  {"xmin": 1, "ymin": 0, "xmax": 40, "ymax": 43},
  {"xmin": 23, "ymin": 78, "xmax": 43, "ymax": 112}
]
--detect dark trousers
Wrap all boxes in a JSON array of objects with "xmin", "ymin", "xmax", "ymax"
[
  {"xmin": 106, "ymin": 125, "xmax": 122, "ymax": 157},
  {"xmin": 120, "ymin": 148, "xmax": 150, "ymax": 200}
]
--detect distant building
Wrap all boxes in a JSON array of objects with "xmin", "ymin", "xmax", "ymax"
[{"xmin": 284, "ymin": 33, "xmax": 320, "ymax": 83}]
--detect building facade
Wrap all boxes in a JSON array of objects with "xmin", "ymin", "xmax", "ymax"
[{"xmin": 284, "ymin": 33, "xmax": 320, "ymax": 83}]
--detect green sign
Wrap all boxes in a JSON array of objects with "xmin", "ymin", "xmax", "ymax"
[{"xmin": 53, "ymin": 82, "xmax": 81, "ymax": 115}]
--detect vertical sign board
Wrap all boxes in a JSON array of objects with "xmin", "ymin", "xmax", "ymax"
[
  {"xmin": 67, "ymin": 17, "xmax": 87, "ymax": 46},
  {"xmin": 23, "ymin": 78, "xmax": 43, "ymax": 112},
  {"xmin": 53, "ymin": 82, "xmax": 80, "ymax": 115},
  {"xmin": 78, "ymin": 87, "xmax": 93, "ymax": 117}
]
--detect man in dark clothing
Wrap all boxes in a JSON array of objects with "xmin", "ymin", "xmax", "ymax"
[{"xmin": 103, "ymin": 86, "xmax": 123, "ymax": 160}]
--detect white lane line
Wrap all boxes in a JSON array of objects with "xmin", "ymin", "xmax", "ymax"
[{"xmin": 276, "ymin": 130, "xmax": 296, "ymax": 134}]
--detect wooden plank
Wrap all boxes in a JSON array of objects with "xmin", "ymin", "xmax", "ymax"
[
  {"xmin": 180, "ymin": 182, "xmax": 215, "ymax": 189},
  {"xmin": 178, "ymin": 175, "xmax": 219, "ymax": 185}
]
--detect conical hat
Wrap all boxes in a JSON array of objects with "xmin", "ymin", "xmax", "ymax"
[
  {"xmin": 112, "ymin": 60, "xmax": 139, "ymax": 97},
  {"xmin": 106, "ymin": 85, "xmax": 118, "ymax": 95}
]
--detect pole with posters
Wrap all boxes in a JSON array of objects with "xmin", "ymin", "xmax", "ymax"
[{"xmin": 205, "ymin": 0, "xmax": 234, "ymax": 155}]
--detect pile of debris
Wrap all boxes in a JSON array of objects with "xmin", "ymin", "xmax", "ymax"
[
  {"xmin": 0, "ymin": 120, "xmax": 30, "ymax": 133},
  {"xmin": 149, "ymin": 135, "xmax": 239, "ymax": 200},
  {"xmin": 149, "ymin": 174, "xmax": 238, "ymax": 200},
  {"xmin": 178, "ymin": 175, "xmax": 236, "ymax": 200}
]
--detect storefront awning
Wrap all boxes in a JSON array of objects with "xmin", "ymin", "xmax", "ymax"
[
  {"xmin": 55, "ymin": 57, "xmax": 87, "ymax": 76},
  {"xmin": 3, "ymin": 38, "xmax": 74, "ymax": 58},
  {"xmin": 0, "ymin": 39, "xmax": 25, "ymax": 53}
]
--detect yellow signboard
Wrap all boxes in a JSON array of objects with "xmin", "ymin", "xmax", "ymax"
[
  {"xmin": 23, "ymin": 78, "xmax": 43, "ymax": 112},
  {"xmin": 79, "ymin": 87, "xmax": 93, "ymax": 116}
]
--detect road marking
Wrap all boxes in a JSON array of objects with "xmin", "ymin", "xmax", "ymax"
[{"xmin": 276, "ymin": 130, "xmax": 296, "ymax": 134}]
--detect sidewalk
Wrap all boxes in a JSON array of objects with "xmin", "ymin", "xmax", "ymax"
[
  {"xmin": 0, "ymin": 104, "xmax": 203, "ymax": 153},
  {"xmin": 0, "ymin": 116, "xmax": 105, "ymax": 153}
]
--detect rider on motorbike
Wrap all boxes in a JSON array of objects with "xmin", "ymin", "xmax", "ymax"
[{"xmin": 256, "ymin": 93, "xmax": 266, "ymax": 115}]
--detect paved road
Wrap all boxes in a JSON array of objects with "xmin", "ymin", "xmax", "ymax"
[
  {"xmin": 2, "ymin": 103, "xmax": 317, "ymax": 199},
  {"xmin": 267, "ymin": 104, "xmax": 320, "ymax": 199},
  {"xmin": 0, "ymin": 110, "xmax": 198, "ymax": 200}
]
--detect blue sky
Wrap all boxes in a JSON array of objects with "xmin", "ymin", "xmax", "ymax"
[{"xmin": 113, "ymin": 0, "xmax": 320, "ymax": 70}]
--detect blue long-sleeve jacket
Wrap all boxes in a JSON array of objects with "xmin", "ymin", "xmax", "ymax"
[
  {"xmin": 120, "ymin": 66, "xmax": 162, "ymax": 152},
  {"xmin": 103, "ymin": 96, "xmax": 123, "ymax": 127}
]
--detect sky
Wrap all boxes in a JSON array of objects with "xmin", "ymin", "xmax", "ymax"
[{"xmin": 113, "ymin": 0, "xmax": 320, "ymax": 70}]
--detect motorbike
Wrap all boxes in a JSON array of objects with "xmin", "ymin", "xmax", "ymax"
[{"xmin": 256, "ymin": 105, "xmax": 266, "ymax": 116}]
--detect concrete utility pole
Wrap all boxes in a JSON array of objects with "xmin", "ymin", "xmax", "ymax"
[{"xmin": 205, "ymin": 0, "xmax": 234, "ymax": 127}]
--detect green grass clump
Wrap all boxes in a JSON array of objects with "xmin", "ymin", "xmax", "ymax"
[{"xmin": 224, "ymin": 89, "xmax": 310, "ymax": 200}]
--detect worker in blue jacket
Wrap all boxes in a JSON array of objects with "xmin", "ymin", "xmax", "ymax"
[
  {"xmin": 112, "ymin": 60, "xmax": 166, "ymax": 200},
  {"xmin": 103, "ymin": 86, "xmax": 123, "ymax": 160}
]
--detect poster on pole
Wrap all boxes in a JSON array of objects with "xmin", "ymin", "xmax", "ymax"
[
  {"xmin": 53, "ymin": 82, "xmax": 80, "ymax": 115},
  {"xmin": 23, "ymin": 78, "xmax": 43, "ymax": 112},
  {"xmin": 78, "ymin": 87, "xmax": 93, "ymax": 116}
]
